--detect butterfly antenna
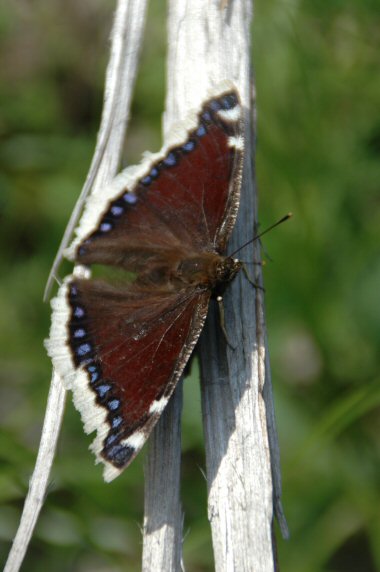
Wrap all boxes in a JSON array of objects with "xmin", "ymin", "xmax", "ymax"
[{"xmin": 230, "ymin": 213, "xmax": 293, "ymax": 257}]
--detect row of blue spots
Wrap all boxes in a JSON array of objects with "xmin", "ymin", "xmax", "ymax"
[
  {"xmin": 134, "ymin": 110, "xmax": 226, "ymax": 189},
  {"xmin": 69, "ymin": 285, "xmax": 92, "ymax": 365},
  {"xmin": 95, "ymin": 193, "xmax": 138, "ymax": 236},
  {"xmin": 68, "ymin": 291, "xmax": 121, "ymax": 425},
  {"xmin": 97, "ymin": 94, "xmax": 237, "ymax": 207},
  {"xmin": 87, "ymin": 374, "xmax": 130, "ymax": 465},
  {"xmin": 68, "ymin": 282, "xmax": 93, "ymax": 368},
  {"xmin": 69, "ymin": 286, "xmax": 126, "ymax": 449},
  {"xmin": 86, "ymin": 368, "xmax": 126, "ymax": 437},
  {"xmin": 85, "ymin": 366, "xmax": 125, "ymax": 433},
  {"xmin": 89, "ymin": 374, "xmax": 121, "ymax": 414},
  {"xmin": 138, "ymin": 128, "xmax": 207, "ymax": 188},
  {"xmin": 125, "ymin": 96, "xmax": 239, "ymax": 192}
]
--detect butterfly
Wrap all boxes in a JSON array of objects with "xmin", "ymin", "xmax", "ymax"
[{"xmin": 46, "ymin": 83, "xmax": 245, "ymax": 482}]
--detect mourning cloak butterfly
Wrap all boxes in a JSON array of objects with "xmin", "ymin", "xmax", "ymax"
[{"xmin": 46, "ymin": 83, "xmax": 245, "ymax": 481}]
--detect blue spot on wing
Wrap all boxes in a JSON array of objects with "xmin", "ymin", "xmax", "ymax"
[
  {"xmin": 196, "ymin": 124, "xmax": 207, "ymax": 137},
  {"xmin": 89, "ymin": 370, "xmax": 100, "ymax": 383},
  {"xmin": 74, "ymin": 306, "xmax": 85, "ymax": 319},
  {"xmin": 70, "ymin": 284, "xmax": 78, "ymax": 297},
  {"xmin": 77, "ymin": 343, "xmax": 92, "ymax": 356},
  {"xmin": 107, "ymin": 399, "xmax": 120, "ymax": 411},
  {"xmin": 163, "ymin": 152, "xmax": 177, "ymax": 166},
  {"xmin": 202, "ymin": 111, "xmax": 212, "ymax": 121},
  {"xmin": 105, "ymin": 434, "xmax": 119, "ymax": 447},
  {"xmin": 123, "ymin": 192, "xmax": 137, "ymax": 204},
  {"xmin": 111, "ymin": 205, "xmax": 124, "ymax": 216},
  {"xmin": 104, "ymin": 443, "xmax": 135, "ymax": 467},
  {"xmin": 111, "ymin": 416, "xmax": 123, "ymax": 429},
  {"xmin": 96, "ymin": 384, "xmax": 112, "ymax": 398},
  {"xmin": 141, "ymin": 175, "xmax": 152, "ymax": 186},
  {"xmin": 73, "ymin": 328, "xmax": 86, "ymax": 338},
  {"xmin": 182, "ymin": 140, "xmax": 196, "ymax": 152},
  {"xmin": 100, "ymin": 222, "xmax": 112, "ymax": 232}
]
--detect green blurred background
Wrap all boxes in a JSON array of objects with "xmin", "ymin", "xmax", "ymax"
[{"xmin": 1, "ymin": 1, "xmax": 379, "ymax": 571}]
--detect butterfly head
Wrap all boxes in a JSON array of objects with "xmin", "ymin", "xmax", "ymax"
[{"xmin": 215, "ymin": 256, "xmax": 242, "ymax": 285}]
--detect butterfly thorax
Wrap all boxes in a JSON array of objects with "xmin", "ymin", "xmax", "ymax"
[{"xmin": 175, "ymin": 253, "xmax": 242, "ymax": 291}]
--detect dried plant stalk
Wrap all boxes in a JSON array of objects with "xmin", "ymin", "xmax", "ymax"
[
  {"xmin": 4, "ymin": 2, "xmax": 148, "ymax": 570},
  {"xmin": 143, "ymin": 1, "xmax": 288, "ymax": 571}
]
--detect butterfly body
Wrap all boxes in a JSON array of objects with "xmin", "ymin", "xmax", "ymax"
[
  {"xmin": 78, "ymin": 237, "xmax": 241, "ymax": 290},
  {"xmin": 47, "ymin": 84, "xmax": 245, "ymax": 481}
]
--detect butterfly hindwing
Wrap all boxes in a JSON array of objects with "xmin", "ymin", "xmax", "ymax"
[{"xmin": 49, "ymin": 275, "xmax": 210, "ymax": 481}]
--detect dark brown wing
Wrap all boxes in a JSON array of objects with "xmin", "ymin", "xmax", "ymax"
[
  {"xmin": 47, "ymin": 85, "xmax": 244, "ymax": 480},
  {"xmin": 47, "ymin": 276, "xmax": 209, "ymax": 481},
  {"xmin": 71, "ymin": 87, "xmax": 244, "ymax": 269}
]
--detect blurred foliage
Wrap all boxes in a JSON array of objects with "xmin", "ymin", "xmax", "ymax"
[{"xmin": 0, "ymin": 1, "xmax": 379, "ymax": 571}]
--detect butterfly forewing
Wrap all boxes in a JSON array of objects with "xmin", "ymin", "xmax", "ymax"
[
  {"xmin": 46, "ymin": 84, "xmax": 244, "ymax": 480},
  {"xmin": 76, "ymin": 89, "xmax": 243, "ymax": 264}
]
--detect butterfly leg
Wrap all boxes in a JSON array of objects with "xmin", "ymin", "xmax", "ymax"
[
  {"xmin": 216, "ymin": 295, "xmax": 237, "ymax": 350},
  {"xmin": 242, "ymin": 263, "xmax": 265, "ymax": 292}
]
